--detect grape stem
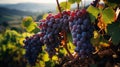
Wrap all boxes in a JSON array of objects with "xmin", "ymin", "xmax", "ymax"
[
  {"xmin": 116, "ymin": 7, "xmax": 120, "ymax": 21},
  {"xmin": 77, "ymin": 3, "xmax": 79, "ymax": 9},
  {"xmin": 108, "ymin": 37, "xmax": 112, "ymax": 42},
  {"xmin": 65, "ymin": 0, "xmax": 68, "ymax": 10},
  {"xmin": 81, "ymin": 1, "xmax": 83, "ymax": 9},
  {"xmin": 96, "ymin": 0, "xmax": 100, "ymax": 7},
  {"xmin": 63, "ymin": 45, "xmax": 74, "ymax": 59},
  {"xmin": 62, "ymin": 30, "xmax": 74, "ymax": 59},
  {"xmin": 98, "ymin": 48, "xmax": 115, "ymax": 57},
  {"xmin": 63, "ymin": 54, "xmax": 79, "ymax": 66},
  {"xmin": 56, "ymin": 0, "xmax": 62, "ymax": 14}
]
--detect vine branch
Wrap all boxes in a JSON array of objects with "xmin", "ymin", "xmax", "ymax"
[
  {"xmin": 116, "ymin": 7, "xmax": 120, "ymax": 20},
  {"xmin": 62, "ymin": 30, "xmax": 74, "ymax": 59},
  {"xmin": 56, "ymin": 0, "xmax": 62, "ymax": 14},
  {"xmin": 77, "ymin": 3, "xmax": 80, "ymax": 9}
]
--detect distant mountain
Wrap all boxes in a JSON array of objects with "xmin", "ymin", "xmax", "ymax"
[
  {"xmin": 0, "ymin": 7, "xmax": 36, "ymax": 22},
  {"xmin": 0, "ymin": 3, "xmax": 56, "ymax": 12},
  {"xmin": 0, "ymin": 7, "xmax": 35, "ymax": 16},
  {"xmin": 0, "ymin": 2, "xmax": 93, "ymax": 13},
  {"xmin": 0, "ymin": 2, "xmax": 93, "ymax": 22}
]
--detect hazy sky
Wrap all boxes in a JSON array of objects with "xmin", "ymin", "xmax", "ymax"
[
  {"xmin": 0, "ymin": 0, "xmax": 66, "ymax": 4},
  {"xmin": 0, "ymin": 0, "xmax": 93, "ymax": 4}
]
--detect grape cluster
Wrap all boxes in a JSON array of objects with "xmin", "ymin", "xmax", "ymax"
[
  {"xmin": 23, "ymin": 34, "xmax": 44, "ymax": 66},
  {"xmin": 91, "ymin": 0, "xmax": 100, "ymax": 7},
  {"xmin": 69, "ymin": 9, "xmax": 94, "ymax": 58},
  {"xmin": 39, "ymin": 11, "xmax": 70, "ymax": 58},
  {"xmin": 23, "ymin": 9, "xmax": 94, "ymax": 65}
]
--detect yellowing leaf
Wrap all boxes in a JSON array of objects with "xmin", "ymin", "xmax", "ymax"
[
  {"xmin": 22, "ymin": 16, "xmax": 39, "ymax": 33},
  {"xmin": 39, "ymin": 61, "xmax": 45, "ymax": 67},
  {"xmin": 68, "ymin": 0, "xmax": 81, "ymax": 4},
  {"xmin": 67, "ymin": 41, "xmax": 75, "ymax": 53},
  {"xmin": 100, "ymin": 42, "xmax": 110, "ymax": 47},
  {"xmin": 93, "ymin": 31, "xmax": 99, "ymax": 39},
  {"xmin": 102, "ymin": 7, "xmax": 116, "ymax": 24},
  {"xmin": 19, "ymin": 37, "xmax": 25, "ymax": 46},
  {"xmin": 21, "ymin": 49, "xmax": 26, "ymax": 55},
  {"xmin": 7, "ymin": 43, "xmax": 16, "ymax": 49},
  {"xmin": 57, "ymin": 1, "xmax": 71, "ymax": 11},
  {"xmin": 52, "ymin": 55, "xmax": 58, "ymax": 61},
  {"xmin": 22, "ymin": 32, "xmax": 34, "ymax": 37},
  {"xmin": 68, "ymin": 0, "xmax": 75, "ymax": 4},
  {"xmin": 42, "ymin": 14, "xmax": 48, "ymax": 19},
  {"xmin": 59, "ymin": 48, "xmax": 67, "ymax": 55},
  {"xmin": 87, "ymin": 5, "xmax": 100, "ymax": 23},
  {"xmin": 42, "ymin": 53, "xmax": 49, "ymax": 61},
  {"xmin": 76, "ymin": 0, "xmax": 81, "ymax": 3},
  {"xmin": 22, "ymin": 16, "xmax": 33, "ymax": 28}
]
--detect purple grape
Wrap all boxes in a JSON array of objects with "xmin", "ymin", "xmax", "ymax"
[
  {"xmin": 47, "ymin": 27, "xmax": 52, "ymax": 33},
  {"xmin": 75, "ymin": 46, "xmax": 80, "ymax": 52},
  {"xmin": 76, "ymin": 28, "xmax": 81, "ymax": 33},
  {"xmin": 72, "ymin": 32, "xmax": 77, "ymax": 38},
  {"xmin": 53, "ymin": 23, "xmax": 57, "ymax": 29},
  {"xmin": 80, "ymin": 37, "xmax": 86, "ymax": 42},
  {"xmin": 81, "ymin": 24, "xmax": 86, "ymax": 31},
  {"xmin": 48, "ymin": 21, "xmax": 53, "ymax": 27},
  {"xmin": 73, "ymin": 38, "xmax": 78, "ymax": 45},
  {"xmin": 77, "ymin": 25, "xmax": 81, "ymax": 29},
  {"xmin": 77, "ymin": 18, "xmax": 83, "ymax": 24},
  {"xmin": 81, "ymin": 32, "xmax": 87, "ymax": 37},
  {"xmin": 76, "ymin": 41, "xmax": 82, "ymax": 46},
  {"xmin": 81, "ymin": 43, "xmax": 87, "ymax": 49},
  {"xmin": 50, "ymin": 17, "xmax": 55, "ymax": 22},
  {"xmin": 72, "ymin": 25, "xmax": 77, "ymax": 31},
  {"xmin": 77, "ymin": 34, "xmax": 82, "ymax": 39},
  {"xmin": 83, "ymin": 18, "xmax": 90, "ymax": 26}
]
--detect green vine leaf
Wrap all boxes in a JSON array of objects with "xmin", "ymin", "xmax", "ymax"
[
  {"xmin": 22, "ymin": 16, "xmax": 33, "ymax": 28},
  {"xmin": 76, "ymin": 0, "xmax": 81, "ymax": 4},
  {"xmin": 22, "ymin": 16, "xmax": 39, "ymax": 33},
  {"xmin": 57, "ymin": 1, "xmax": 71, "ymax": 11},
  {"xmin": 68, "ymin": 0, "xmax": 76, "ymax": 4},
  {"xmin": 68, "ymin": 0, "xmax": 81, "ymax": 4},
  {"xmin": 67, "ymin": 33, "xmax": 75, "ymax": 53},
  {"xmin": 87, "ymin": 5, "xmax": 100, "ymax": 23},
  {"xmin": 91, "ymin": 31, "xmax": 108, "ymax": 47},
  {"xmin": 107, "ymin": 22, "xmax": 120, "ymax": 44},
  {"xmin": 101, "ymin": 7, "xmax": 116, "ymax": 24},
  {"xmin": 111, "ymin": 31, "xmax": 120, "ymax": 45},
  {"xmin": 42, "ymin": 53, "xmax": 50, "ymax": 62},
  {"xmin": 42, "ymin": 14, "xmax": 48, "ymax": 19},
  {"xmin": 106, "ymin": 2, "xmax": 117, "ymax": 9},
  {"xmin": 31, "ymin": 25, "xmax": 40, "ymax": 33},
  {"xmin": 45, "ymin": 60, "xmax": 55, "ymax": 67},
  {"xmin": 104, "ymin": 0, "xmax": 120, "ymax": 8}
]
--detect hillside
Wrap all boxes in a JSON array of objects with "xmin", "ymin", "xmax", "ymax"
[
  {"xmin": 0, "ymin": 7, "xmax": 37, "ymax": 22},
  {"xmin": 0, "ymin": 3, "xmax": 56, "ymax": 12},
  {"xmin": 0, "ymin": 7, "xmax": 36, "ymax": 16}
]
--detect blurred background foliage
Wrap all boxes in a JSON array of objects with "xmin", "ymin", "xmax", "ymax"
[{"xmin": 0, "ymin": 16, "xmax": 75, "ymax": 67}]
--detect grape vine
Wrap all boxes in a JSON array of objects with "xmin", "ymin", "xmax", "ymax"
[{"xmin": 23, "ymin": 0, "xmax": 120, "ymax": 66}]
